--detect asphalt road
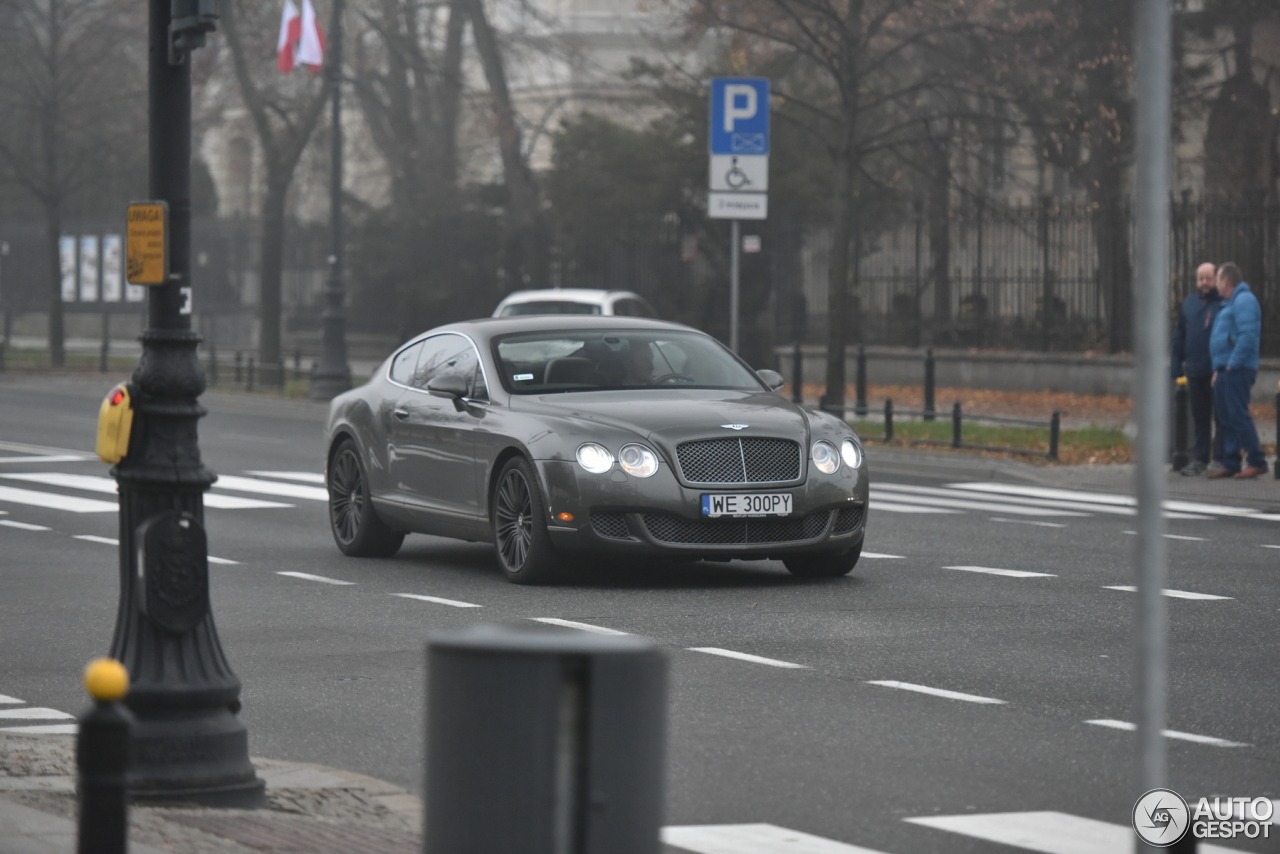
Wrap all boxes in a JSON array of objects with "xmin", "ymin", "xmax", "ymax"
[{"xmin": 1, "ymin": 373, "xmax": 1276, "ymax": 853}]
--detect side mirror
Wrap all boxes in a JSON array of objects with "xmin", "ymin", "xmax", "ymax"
[
  {"xmin": 756, "ymin": 369, "xmax": 785, "ymax": 391},
  {"xmin": 426, "ymin": 373, "xmax": 469, "ymax": 410}
]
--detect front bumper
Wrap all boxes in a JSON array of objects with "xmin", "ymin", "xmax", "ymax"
[{"xmin": 535, "ymin": 459, "xmax": 867, "ymax": 559}]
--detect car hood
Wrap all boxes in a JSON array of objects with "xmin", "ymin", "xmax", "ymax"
[{"xmin": 517, "ymin": 389, "xmax": 810, "ymax": 445}]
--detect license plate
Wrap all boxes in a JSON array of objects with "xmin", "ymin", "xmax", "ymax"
[{"xmin": 701, "ymin": 493, "xmax": 792, "ymax": 517}]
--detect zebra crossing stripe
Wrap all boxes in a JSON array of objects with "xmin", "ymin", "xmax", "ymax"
[
  {"xmin": 870, "ymin": 490, "xmax": 1085, "ymax": 517},
  {"xmin": 0, "ymin": 695, "xmax": 21, "ymax": 704},
  {"xmin": 870, "ymin": 501, "xmax": 960, "ymax": 515},
  {"xmin": 1, "ymin": 473, "xmax": 290, "ymax": 510},
  {"xmin": 0, "ymin": 520, "xmax": 50, "ymax": 531},
  {"xmin": 213, "ymin": 474, "xmax": 328, "ymax": 501},
  {"xmin": 0, "ymin": 708, "xmax": 75, "ymax": 720},
  {"xmin": 244, "ymin": 470, "xmax": 326, "ymax": 484},
  {"xmin": 904, "ymin": 811, "xmax": 1246, "ymax": 854},
  {"xmin": 0, "ymin": 724, "xmax": 78, "ymax": 734},
  {"xmin": 662, "ymin": 823, "xmax": 889, "ymax": 854},
  {"xmin": 0, "ymin": 485, "xmax": 116, "ymax": 513}
]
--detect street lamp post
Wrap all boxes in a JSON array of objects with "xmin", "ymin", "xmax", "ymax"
[
  {"xmin": 310, "ymin": 0, "xmax": 351, "ymax": 400},
  {"xmin": 106, "ymin": 0, "xmax": 262, "ymax": 806}
]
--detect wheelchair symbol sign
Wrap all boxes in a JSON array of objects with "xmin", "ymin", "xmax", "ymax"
[{"xmin": 710, "ymin": 78, "xmax": 769, "ymax": 155}]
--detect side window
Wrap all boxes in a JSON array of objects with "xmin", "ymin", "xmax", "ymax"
[
  {"xmin": 413, "ymin": 334, "xmax": 480, "ymax": 394},
  {"xmin": 471, "ymin": 362, "xmax": 489, "ymax": 400},
  {"xmin": 390, "ymin": 341, "xmax": 424, "ymax": 385}
]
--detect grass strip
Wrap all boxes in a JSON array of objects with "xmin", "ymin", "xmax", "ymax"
[{"xmin": 850, "ymin": 419, "xmax": 1132, "ymax": 465}]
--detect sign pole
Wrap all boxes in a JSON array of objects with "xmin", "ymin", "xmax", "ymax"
[{"xmin": 730, "ymin": 220, "xmax": 740, "ymax": 353}]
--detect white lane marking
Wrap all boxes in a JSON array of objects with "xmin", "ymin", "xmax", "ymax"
[
  {"xmin": 687, "ymin": 648, "xmax": 809, "ymax": 669},
  {"xmin": 951, "ymin": 481, "xmax": 1257, "ymax": 520},
  {"xmin": 870, "ymin": 490, "xmax": 1084, "ymax": 517},
  {"xmin": 867, "ymin": 680, "xmax": 1005, "ymax": 704},
  {"xmin": 0, "ymin": 440, "xmax": 88, "ymax": 456},
  {"xmin": 1102, "ymin": 586, "xmax": 1232, "ymax": 601},
  {"xmin": 885, "ymin": 482, "xmax": 1212, "ymax": 520},
  {"xmin": 2, "ymin": 473, "xmax": 290, "ymax": 510},
  {"xmin": 1261, "ymin": 544, "xmax": 1280, "ymax": 549},
  {"xmin": 0, "ymin": 695, "xmax": 22, "ymax": 704},
  {"xmin": 0, "ymin": 455, "xmax": 87, "ymax": 464},
  {"xmin": 662, "ymin": 823, "xmax": 889, "ymax": 854},
  {"xmin": 1120, "ymin": 530, "xmax": 1207, "ymax": 541},
  {"xmin": 74, "ymin": 535, "xmax": 118, "ymax": 546},
  {"xmin": 277, "ymin": 571, "xmax": 354, "ymax": 586},
  {"xmin": 532, "ymin": 617, "xmax": 627, "ymax": 634},
  {"xmin": 861, "ymin": 552, "xmax": 904, "ymax": 559},
  {"xmin": 0, "ymin": 724, "xmax": 78, "ymax": 735},
  {"xmin": 213, "ymin": 474, "xmax": 328, "ymax": 501},
  {"xmin": 0, "ymin": 485, "xmax": 116, "ymax": 513},
  {"xmin": 394, "ymin": 593, "xmax": 482, "ymax": 609},
  {"xmin": 1085, "ymin": 719, "xmax": 1249, "ymax": 747},
  {"xmin": 0, "ymin": 707, "xmax": 75, "ymax": 720},
  {"xmin": 905, "ymin": 811, "xmax": 1247, "ymax": 854},
  {"xmin": 244, "ymin": 471, "xmax": 326, "ymax": 484},
  {"xmin": 944, "ymin": 565, "xmax": 1056, "ymax": 579},
  {"xmin": 871, "ymin": 501, "xmax": 960, "ymax": 515},
  {"xmin": 0, "ymin": 520, "xmax": 50, "ymax": 531},
  {"xmin": 990, "ymin": 518, "xmax": 1067, "ymax": 528},
  {"xmin": 72, "ymin": 534, "xmax": 238, "ymax": 564}
]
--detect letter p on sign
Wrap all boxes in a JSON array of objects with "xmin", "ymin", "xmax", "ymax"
[{"xmin": 724, "ymin": 85, "xmax": 757, "ymax": 131}]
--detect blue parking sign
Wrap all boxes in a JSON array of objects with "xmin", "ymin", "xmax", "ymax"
[{"xmin": 709, "ymin": 78, "xmax": 769, "ymax": 155}]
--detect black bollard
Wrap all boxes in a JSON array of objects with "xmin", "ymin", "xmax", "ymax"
[
  {"xmin": 1171, "ymin": 377, "xmax": 1190, "ymax": 471},
  {"xmin": 77, "ymin": 659, "xmax": 134, "ymax": 854},
  {"xmin": 952, "ymin": 401, "xmax": 962, "ymax": 449},
  {"xmin": 855, "ymin": 345, "xmax": 868, "ymax": 418},
  {"xmin": 1049, "ymin": 411, "xmax": 1061, "ymax": 461},
  {"xmin": 234, "ymin": 351, "xmax": 242, "ymax": 384},
  {"xmin": 294, "ymin": 348, "xmax": 303, "ymax": 381},
  {"xmin": 884, "ymin": 398, "xmax": 894, "ymax": 442},
  {"xmin": 1274, "ymin": 383, "xmax": 1279, "ymax": 479},
  {"xmin": 247, "ymin": 356, "xmax": 255, "ymax": 393},
  {"xmin": 425, "ymin": 624, "xmax": 667, "ymax": 854},
  {"xmin": 923, "ymin": 348, "xmax": 936, "ymax": 422},
  {"xmin": 791, "ymin": 342, "xmax": 802, "ymax": 405}
]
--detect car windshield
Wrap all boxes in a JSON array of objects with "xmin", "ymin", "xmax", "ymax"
[
  {"xmin": 499, "ymin": 301, "xmax": 602, "ymax": 316},
  {"xmin": 495, "ymin": 329, "xmax": 764, "ymax": 394}
]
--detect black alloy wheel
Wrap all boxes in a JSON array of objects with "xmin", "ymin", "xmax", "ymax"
[
  {"xmin": 492, "ymin": 457, "xmax": 560, "ymax": 584},
  {"xmin": 328, "ymin": 439, "xmax": 405, "ymax": 557}
]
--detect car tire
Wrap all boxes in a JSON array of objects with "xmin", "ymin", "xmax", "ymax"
[
  {"xmin": 491, "ymin": 457, "xmax": 562, "ymax": 585},
  {"xmin": 783, "ymin": 540, "xmax": 862, "ymax": 578},
  {"xmin": 328, "ymin": 439, "xmax": 405, "ymax": 558}
]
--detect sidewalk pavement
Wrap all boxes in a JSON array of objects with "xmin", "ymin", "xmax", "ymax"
[{"xmin": 0, "ymin": 733, "xmax": 423, "ymax": 854}]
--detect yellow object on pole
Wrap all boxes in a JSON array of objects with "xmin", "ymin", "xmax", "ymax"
[
  {"xmin": 83, "ymin": 658, "xmax": 129, "ymax": 702},
  {"xmin": 95, "ymin": 384, "xmax": 133, "ymax": 464}
]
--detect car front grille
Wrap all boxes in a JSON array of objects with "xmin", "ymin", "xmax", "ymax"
[
  {"xmin": 675, "ymin": 438, "xmax": 801, "ymax": 484},
  {"xmin": 591, "ymin": 512, "xmax": 631, "ymax": 540},
  {"xmin": 833, "ymin": 505, "xmax": 864, "ymax": 534},
  {"xmin": 640, "ymin": 510, "xmax": 830, "ymax": 545}
]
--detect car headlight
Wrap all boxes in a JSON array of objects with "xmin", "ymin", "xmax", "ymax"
[
  {"xmin": 576, "ymin": 443, "xmax": 614, "ymax": 474},
  {"xmin": 618, "ymin": 444, "xmax": 659, "ymax": 478},
  {"xmin": 811, "ymin": 440, "xmax": 840, "ymax": 474},
  {"xmin": 841, "ymin": 438, "xmax": 862, "ymax": 468}
]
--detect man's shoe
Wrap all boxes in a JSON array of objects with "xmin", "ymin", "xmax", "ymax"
[
  {"xmin": 1235, "ymin": 466, "xmax": 1267, "ymax": 479},
  {"xmin": 1206, "ymin": 466, "xmax": 1238, "ymax": 479},
  {"xmin": 1180, "ymin": 461, "xmax": 1208, "ymax": 476}
]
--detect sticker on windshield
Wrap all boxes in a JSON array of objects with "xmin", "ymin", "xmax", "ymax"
[{"xmin": 514, "ymin": 373, "xmax": 534, "ymax": 381}]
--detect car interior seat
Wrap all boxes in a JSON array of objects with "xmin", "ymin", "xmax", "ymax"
[{"xmin": 543, "ymin": 357, "xmax": 596, "ymax": 385}]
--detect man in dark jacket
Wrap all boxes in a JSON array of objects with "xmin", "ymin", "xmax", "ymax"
[
  {"xmin": 1207, "ymin": 262, "xmax": 1268, "ymax": 479},
  {"xmin": 1170, "ymin": 262, "xmax": 1222, "ymax": 475}
]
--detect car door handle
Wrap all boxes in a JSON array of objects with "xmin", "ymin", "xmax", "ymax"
[{"xmin": 393, "ymin": 408, "xmax": 410, "ymax": 420}]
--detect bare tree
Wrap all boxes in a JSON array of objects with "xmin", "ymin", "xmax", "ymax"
[
  {"xmin": 0, "ymin": 0, "xmax": 145, "ymax": 365},
  {"xmin": 220, "ymin": 0, "xmax": 331, "ymax": 379}
]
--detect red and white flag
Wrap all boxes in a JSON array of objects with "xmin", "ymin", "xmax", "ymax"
[{"xmin": 277, "ymin": 0, "xmax": 324, "ymax": 74}]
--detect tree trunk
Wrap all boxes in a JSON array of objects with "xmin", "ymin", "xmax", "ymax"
[
  {"xmin": 257, "ymin": 178, "xmax": 288, "ymax": 376},
  {"xmin": 45, "ymin": 207, "xmax": 64, "ymax": 367}
]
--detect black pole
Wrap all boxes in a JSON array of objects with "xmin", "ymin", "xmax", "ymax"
[
  {"xmin": 99, "ymin": 308, "xmax": 110, "ymax": 373},
  {"xmin": 952, "ymin": 401, "xmax": 962, "ymax": 449},
  {"xmin": 855, "ymin": 345, "xmax": 867, "ymax": 418},
  {"xmin": 310, "ymin": 0, "xmax": 351, "ymax": 399},
  {"xmin": 107, "ymin": 0, "xmax": 262, "ymax": 806},
  {"xmin": 77, "ymin": 660, "xmax": 133, "ymax": 854},
  {"xmin": 1049, "ymin": 410, "xmax": 1061, "ymax": 461},
  {"xmin": 1171, "ymin": 379, "xmax": 1189, "ymax": 471},
  {"xmin": 884, "ymin": 398, "xmax": 894, "ymax": 442},
  {"xmin": 923, "ymin": 348, "xmax": 935, "ymax": 421},
  {"xmin": 234, "ymin": 350, "xmax": 242, "ymax": 383},
  {"xmin": 791, "ymin": 341, "xmax": 802, "ymax": 405},
  {"xmin": 1274, "ymin": 384, "xmax": 1279, "ymax": 479}
]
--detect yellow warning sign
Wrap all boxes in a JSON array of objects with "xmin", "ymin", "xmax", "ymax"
[{"xmin": 126, "ymin": 202, "xmax": 168, "ymax": 285}]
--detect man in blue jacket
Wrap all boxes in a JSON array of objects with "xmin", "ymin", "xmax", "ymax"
[
  {"xmin": 1207, "ymin": 262, "xmax": 1268, "ymax": 478},
  {"xmin": 1170, "ymin": 261, "xmax": 1222, "ymax": 475}
]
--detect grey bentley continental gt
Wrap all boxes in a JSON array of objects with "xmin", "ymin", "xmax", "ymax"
[{"xmin": 324, "ymin": 316, "xmax": 868, "ymax": 583}]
